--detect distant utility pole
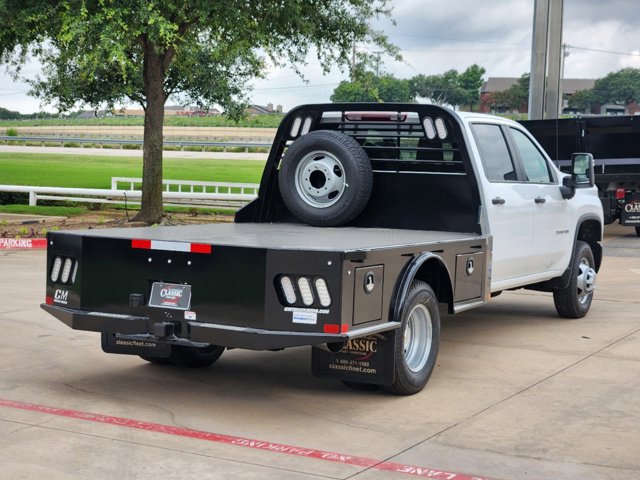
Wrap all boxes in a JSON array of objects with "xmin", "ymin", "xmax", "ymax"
[
  {"xmin": 373, "ymin": 51, "xmax": 384, "ymax": 76},
  {"xmin": 528, "ymin": 0, "xmax": 564, "ymax": 120},
  {"xmin": 351, "ymin": 37, "xmax": 357, "ymax": 81}
]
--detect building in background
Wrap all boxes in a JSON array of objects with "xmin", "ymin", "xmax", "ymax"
[{"xmin": 480, "ymin": 77, "xmax": 640, "ymax": 116}]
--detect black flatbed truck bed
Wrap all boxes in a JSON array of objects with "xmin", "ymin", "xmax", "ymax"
[
  {"xmin": 43, "ymin": 222, "xmax": 488, "ymax": 353},
  {"xmin": 59, "ymin": 222, "xmax": 481, "ymax": 251}
]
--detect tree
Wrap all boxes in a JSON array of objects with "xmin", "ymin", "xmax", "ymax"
[
  {"xmin": 567, "ymin": 89, "xmax": 595, "ymax": 111},
  {"xmin": 492, "ymin": 73, "xmax": 529, "ymax": 111},
  {"xmin": 0, "ymin": 107, "xmax": 22, "ymax": 120},
  {"xmin": 409, "ymin": 64, "xmax": 485, "ymax": 109},
  {"xmin": 0, "ymin": 0, "xmax": 395, "ymax": 223},
  {"xmin": 592, "ymin": 67, "xmax": 640, "ymax": 106},
  {"xmin": 409, "ymin": 69, "xmax": 460, "ymax": 106},
  {"xmin": 457, "ymin": 64, "xmax": 486, "ymax": 110},
  {"xmin": 331, "ymin": 71, "xmax": 412, "ymax": 103}
]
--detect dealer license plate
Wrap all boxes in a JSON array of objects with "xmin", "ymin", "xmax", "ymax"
[{"xmin": 148, "ymin": 282, "xmax": 192, "ymax": 310}]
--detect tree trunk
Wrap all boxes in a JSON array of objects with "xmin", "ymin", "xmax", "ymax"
[{"xmin": 134, "ymin": 41, "xmax": 166, "ymax": 224}]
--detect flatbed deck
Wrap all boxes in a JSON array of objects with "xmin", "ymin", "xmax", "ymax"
[{"xmin": 64, "ymin": 223, "xmax": 483, "ymax": 252}]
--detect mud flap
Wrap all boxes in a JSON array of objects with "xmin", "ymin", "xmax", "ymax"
[
  {"xmin": 101, "ymin": 332, "xmax": 172, "ymax": 358},
  {"xmin": 621, "ymin": 195, "xmax": 640, "ymax": 226},
  {"xmin": 311, "ymin": 331, "xmax": 396, "ymax": 385}
]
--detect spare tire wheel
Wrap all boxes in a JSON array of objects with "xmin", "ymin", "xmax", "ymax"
[{"xmin": 278, "ymin": 130, "xmax": 373, "ymax": 227}]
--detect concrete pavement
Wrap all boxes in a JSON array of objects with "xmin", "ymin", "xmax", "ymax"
[{"xmin": 0, "ymin": 224, "xmax": 638, "ymax": 480}]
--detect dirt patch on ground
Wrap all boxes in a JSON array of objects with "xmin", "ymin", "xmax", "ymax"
[{"xmin": 0, "ymin": 210, "xmax": 234, "ymax": 239}]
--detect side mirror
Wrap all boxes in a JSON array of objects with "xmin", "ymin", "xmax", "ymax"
[
  {"xmin": 560, "ymin": 176, "xmax": 575, "ymax": 199},
  {"xmin": 571, "ymin": 152, "xmax": 595, "ymax": 187},
  {"xmin": 561, "ymin": 153, "xmax": 594, "ymax": 199}
]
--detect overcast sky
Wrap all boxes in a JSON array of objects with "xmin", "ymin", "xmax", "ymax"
[{"xmin": 1, "ymin": 0, "xmax": 639, "ymax": 114}]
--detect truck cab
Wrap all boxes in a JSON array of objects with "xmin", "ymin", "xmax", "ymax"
[{"xmin": 458, "ymin": 112, "xmax": 602, "ymax": 292}]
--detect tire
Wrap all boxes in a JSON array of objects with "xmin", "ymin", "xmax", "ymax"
[
  {"xmin": 635, "ymin": 226, "xmax": 640, "ymax": 237},
  {"xmin": 139, "ymin": 356, "xmax": 171, "ymax": 365},
  {"xmin": 553, "ymin": 241, "xmax": 597, "ymax": 318},
  {"xmin": 342, "ymin": 380, "xmax": 380, "ymax": 391},
  {"xmin": 383, "ymin": 281, "xmax": 440, "ymax": 395},
  {"xmin": 278, "ymin": 130, "xmax": 373, "ymax": 227},
  {"xmin": 170, "ymin": 345, "xmax": 225, "ymax": 368}
]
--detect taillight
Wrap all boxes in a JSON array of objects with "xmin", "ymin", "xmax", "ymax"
[
  {"xmin": 615, "ymin": 188, "xmax": 626, "ymax": 200},
  {"xmin": 50, "ymin": 257, "xmax": 63, "ymax": 283},
  {"xmin": 277, "ymin": 275, "xmax": 332, "ymax": 307},
  {"xmin": 297, "ymin": 277, "xmax": 314, "ymax": 306},
  {"xmin": 60, "ymin": 258, "xmax": 74, "ymax": 284},
  {"xmin": 279, "ymin": 276, "xmax": 297, "ymax": 304},
  {"xmin": 314, "ymin": 278, "xmax": 332, "ymax": 307},
  {"xmin": 50, "ymin": 255, "xmax": 78, "ymax": 285}
]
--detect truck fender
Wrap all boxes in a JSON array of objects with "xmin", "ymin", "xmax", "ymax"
[
  {"xmin": 547, "ymin": 214, "xmax": 603, "ymax": 291},
  {"xmin": 390, "ymin": 252, "xmax": 454, "ymax": 323}
]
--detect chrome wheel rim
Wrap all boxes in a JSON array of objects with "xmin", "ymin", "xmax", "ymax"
[
  {"xmin": 294, "ymin": 150, "xmax": 346, "ymax": 208},
  {"xmin": 576, "ymin": 257, "xmax": 597, "ymax": 305},
  {"xmin": 403, "ymin": 304, "xmax": 433, "ymax": 373}
]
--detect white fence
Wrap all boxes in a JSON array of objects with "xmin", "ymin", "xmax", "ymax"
[{"xmin": 0, "ymin": 177, "xmax": 259, "ymax": 210}]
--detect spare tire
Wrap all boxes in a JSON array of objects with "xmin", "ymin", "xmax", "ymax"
[{"xmin": 278, "ymin": 130, "xmax": 373, "ymax": 227}]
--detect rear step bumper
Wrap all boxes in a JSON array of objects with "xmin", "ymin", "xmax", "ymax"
[{"xmin": 41, "ymin": 304, "xmax": 399, "ymax": 350}]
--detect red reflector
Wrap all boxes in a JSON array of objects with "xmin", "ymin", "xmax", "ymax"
[
  {"xmin": 45, "ymin": 296, "xmax": 54, "ymax": 305},
  {"xmin": 131, "ymin": 239, "xmax": 151, "ymax": 250},
  {"xmin": 323, "ymin": 324, "xmax": 340, "ymax": 334},
  {"xmin": 340, "ymin": 324, "xmax": 349, "ymax": 333},
  {"xmin": 615, "ymin": 188, "xmax": 626, "ymax": 200},
  {"xmin": 190, "ymin": 243, "xmax": 212, "ymax": 254}
]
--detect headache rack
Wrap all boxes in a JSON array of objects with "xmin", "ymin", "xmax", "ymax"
[{"xmin": 237, "ymin": 103, "xmax": 482, "ymax": 234}]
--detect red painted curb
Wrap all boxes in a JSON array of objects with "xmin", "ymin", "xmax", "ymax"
[
  {"xmin": 0, "ymin": 398, "xmax": 491, "ymax": 480},
  {"xmin": 0, "ymin": 238, "xmax": 47, "ymax": 249}
]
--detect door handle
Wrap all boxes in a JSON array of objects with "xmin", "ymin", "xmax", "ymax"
[
  {"xmin": 492, "ymin": 197, "xmax": 505, "ymax": 205},
  {"xmin": 534, "ymin": 197, "xmax": 546, "ymax": 204}
]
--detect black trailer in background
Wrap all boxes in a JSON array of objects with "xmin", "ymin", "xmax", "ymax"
[{"xmin": 521, "ymin": 115, "xmax": 640, "ymax": 235}]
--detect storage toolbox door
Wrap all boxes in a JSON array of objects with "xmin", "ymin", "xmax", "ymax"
[
  {"xmin": 454, "ymin": 252, "xmax": 485, "ymax": 301},
  {"xmin": 353, "ymin": 265, "xmax": 384, "ymax": 325}
]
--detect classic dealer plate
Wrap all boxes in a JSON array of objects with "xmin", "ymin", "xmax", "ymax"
[{"xmin": 149, "ymin": 282, "xmax": 192, "ymax": 310}]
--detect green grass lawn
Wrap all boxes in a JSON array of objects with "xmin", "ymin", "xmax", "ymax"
[
  {"xmin": 0, "ymin": 152, "xmax": 265, "ymax": 188},
  {"xmin": 0, "ymin": 204, "xmax": 87, "ymax": 216}
]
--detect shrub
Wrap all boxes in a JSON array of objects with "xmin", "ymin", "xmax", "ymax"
[
  {"xmin": 0, "ymin": 192, "xmax": 28, "ymax": 205},
  {"xmin": 5, "ymin": 127, "xmax": 18, "ymax": 136}
]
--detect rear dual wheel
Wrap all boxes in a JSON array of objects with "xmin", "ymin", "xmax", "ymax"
[
  {"xmin": 140, "ymin": 344, "xmax": 224, "ymax": 368},
  {"xmin": 384, "ymin": 281, "xmax": 441, "ymax": 396}
]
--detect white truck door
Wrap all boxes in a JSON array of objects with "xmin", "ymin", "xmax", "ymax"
[
  {"xmin": 471, "ymin": 123, "xmax": 535, "ymax": 284},
  {"xmin": 508, "ymin": 127, "xmax": 573, "ymax": 275}
]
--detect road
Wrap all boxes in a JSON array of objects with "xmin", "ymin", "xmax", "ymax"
[
  {"xmin": 0, "ymin": 224, "xmax": 638, "ymax": 480},
  {"xmin": 4, "ymin": 125, "xmax": 277, "ymax": 140}
]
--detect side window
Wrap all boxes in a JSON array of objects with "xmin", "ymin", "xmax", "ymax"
[
  {"xmin": 510, "ymin": 128, "xmax": 553, "ymax": 183},
  {"xmin": 471, "ymin": 124, "xmax": 516, "ymax": 182}
]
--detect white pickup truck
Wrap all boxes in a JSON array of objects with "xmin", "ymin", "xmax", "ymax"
[{"xmin": 42, "ymin": 103, "xmax": 603, "ymax": 395}]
